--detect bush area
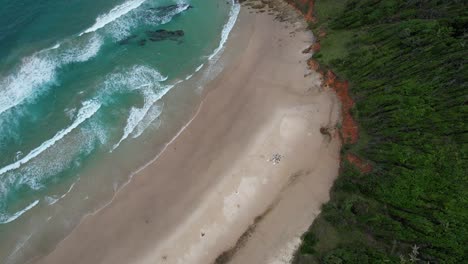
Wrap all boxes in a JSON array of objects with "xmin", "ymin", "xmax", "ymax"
[{"xmin": 291, "ymin": 0, "xmax": 468, "ymax": 263}]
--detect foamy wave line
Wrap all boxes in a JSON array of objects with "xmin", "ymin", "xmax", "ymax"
[
  {"xmin": 45, "ymin": 180, "xmax": 78, "ymax": 205},
  {"xmin": 5, "ymin": 233, "xmax": 33, "ymax": 263},
  {"xmin": 208, "ymin": 0, "xmax": 240, "ymax": 61},
  {"xmin": 80, "ymin": 0, "xmax": 147, "ymax": 36},
  {"xmin": 0, "ymin": 200, "xmax": 39, "ymax": 224},
  {"xmin": 0, "ymin": 101, "xmax": 101, "ymax": 176},
  {"xmin": 0, "ymin": 56, "xmax": 56, "ymax": 116},
  {"xmin": 195, "ymin": 64, "xmax": 204, "ymax": 72},
  {"xmin": 112, "ymin": 84, "xmax": 173, "ymax": 151},
  {"xmin": 40, "ymin": 43, "xmax": 61, "ymax": 53},
  {"xmin": 0, "ymin": 35, "xmax": 102, "ymax": 117}
]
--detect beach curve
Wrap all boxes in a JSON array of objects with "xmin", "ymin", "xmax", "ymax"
[{"xmin": 33, "ymin": 2, "xmax": 341, "ymax": 264}]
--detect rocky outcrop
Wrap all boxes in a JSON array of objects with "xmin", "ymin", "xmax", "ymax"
[{"xmin": 145, "ymin": 29, "xmax": 184, "ymax": 42}]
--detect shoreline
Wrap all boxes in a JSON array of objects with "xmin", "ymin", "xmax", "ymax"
[{"xmin": 34, "ymin": 2, "xmax": 341, "ymax": 264}]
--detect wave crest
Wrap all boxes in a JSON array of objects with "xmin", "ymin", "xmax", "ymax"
[
  {"xmin": 80, "ymin": 0, "xmax": 147, "ymax": 36},
  {"xmin": 0, "ymin": 100, "xmax": 101, "ymax": 176}
]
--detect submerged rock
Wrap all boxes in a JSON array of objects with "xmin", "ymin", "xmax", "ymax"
[
  {"xmin": 138, "ymin": 39, "xmax": 147, "ymax": 46},
  {"xmin": 149, "ymin": 4, "xmax": 193, "ymax": 13},
  {"xmin": 118, "ymin": 35, "xmax": 137, "ymax": 45},
  {"xmin": 146, "ymin": 29, "xmax": 184, "ymax": 42}
]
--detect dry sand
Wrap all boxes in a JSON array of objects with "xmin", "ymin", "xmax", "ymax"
[{"xmin": 35, "ymin": 3, "xmax": 341, "ymax": 264}]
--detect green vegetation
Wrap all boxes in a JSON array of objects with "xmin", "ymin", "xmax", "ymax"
[
  {"xmin": 315, "ymin": 30, "xmax": 354, "ymax": 65},
  {"xmin": 291, "ymin": 0, "xmax": 468, "ymax": 263}
]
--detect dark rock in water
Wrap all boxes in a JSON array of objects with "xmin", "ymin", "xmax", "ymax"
[
  {"xmin": 149, "ymin": 4, "xmax": 193, "ymax": 13},
  {"xmin": 138, "ymin": 39, "xmax": 147, "ymax": 46},
  {"xmin": 146, "ymin": 29, "xmax": 184, "ymax": 42},
  {"xmin": 118, "ymin": 34, "xmax": 137, "ymax": 45}
]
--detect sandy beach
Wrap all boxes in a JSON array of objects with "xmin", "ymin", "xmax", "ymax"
[{"xmin": 34, "ymin": 2, "xmax": 341, "ymax": 264}]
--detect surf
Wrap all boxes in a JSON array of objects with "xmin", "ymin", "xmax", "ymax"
[
  {"xmin": 208, "ymin": 0, "xmax": 240, "ymax": 61},
  {"xmin": 80, "ymin": 0, "xmax": 147, "ymax": 36},
  {"xmin": 0, "ymin": 200, "xmax": 39, "ymax": 224},
  {"xmin": 0, "ymin": 100, "xmax": 101, "ymax": 176},
  {"xmin": 0, "ymin": 35, "xmax": 102, "ymax": 117},
  {"xmin": 97, "ymin": 65, "xmax": 169, "ymax": 151},
  {"xmin": 0, "ymin": 1, "xmax": 190, "ymax": 119}
]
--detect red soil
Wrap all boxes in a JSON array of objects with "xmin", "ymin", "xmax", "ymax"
[
  {"xmin": 307, "ymin": 58, "xmax": 320, "ymax": 70},
  {"xmin": 346, "ymin": 153, "xmax": 372, "ymax": 174},
  {"xmin": 324, "ymin": 70, "xmax": 359, "ymax": 145},
  {"xmin": 311, "ymin": 42, "xmax": 321, "ymax": 52},
  {"xmin": 290, "ymin": 0, "xmax": 370, "ymax": 173},
  {"xmin": 286, "ymin": 0, "xmax": 317, "ymax": 23}
]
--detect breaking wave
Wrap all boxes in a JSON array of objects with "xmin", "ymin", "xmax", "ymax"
[
  {"xmin": 208, "ymin": 0, "xmax": 240, "ymax": 61},
  {"xmin": 0, "ymin": 100, "xmax": 101, "ymax": 176},
  {"xmin": 80, "ymin": 0, "xmax": 147, "ymax": 36}
]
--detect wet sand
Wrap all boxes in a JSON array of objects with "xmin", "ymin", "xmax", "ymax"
[{"xmin": 35, "ymin": 3, "xmax": 341, "ymax": 264}]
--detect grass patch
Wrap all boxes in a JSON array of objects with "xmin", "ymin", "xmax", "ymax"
[
  {"xmin": 314, "ymin": 30, "xmax": 354, "ymax": 66},
  {"xmin": 314, "ymin": 0, "xmax": 346, "ymax": 24}
]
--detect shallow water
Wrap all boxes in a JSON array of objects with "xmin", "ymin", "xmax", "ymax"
[{"xmin": 0, "ymin": 0, "xmax": 240, "ymax": 262}]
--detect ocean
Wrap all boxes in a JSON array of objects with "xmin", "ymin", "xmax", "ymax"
[{"xmin": 0, "ymin": 0, "xmax": 239, "ymax": 262}]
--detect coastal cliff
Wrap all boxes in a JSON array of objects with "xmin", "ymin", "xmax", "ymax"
[{"xmin": 287, "ymin": 0, "xmax": 467, "ymax": 263}]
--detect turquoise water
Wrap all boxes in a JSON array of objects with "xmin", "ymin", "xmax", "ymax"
[{"xmin": 0, "ymin": 0, "xmax": 239, "ymax": 262}]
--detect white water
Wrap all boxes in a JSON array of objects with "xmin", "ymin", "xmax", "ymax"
[
  {"xmin": 80, "ymin": 0, "xmax": 147, "ymax": 36},
  {"xmin": 106, "ymin": 3, "xmax": 191, "ymax": 40},
  {"xmin": 45, "ymin": 181, "xmax": 78, "ymax": 206},
  {"xmin": 0, "ymin": 56, "xmax": 57, "ymax": 116},
  {"xmin": 0, "ymin": 200, "xmax": 39, "ymax": 224},
  {"xmin": 0, "ymin": 36, "xmax": 103, "ymax": 117},
  {"xmin": 61, "ymin": 35, "xmax": 103, "ymax": 63},
  {"xmin": 112, "ymin": 88, "xmax": 158, "ymax": 150},
  {"xmin": 0, "ymin": 0, "xmax": 192, "ymax": 119},
  {"xmin": 0, "ymin": 100, "xmax": 101, "ymax": 176},
  {"xmin": 208, "ymin": 0, "xmax": 240, "ymax": 61},
  {"xmin": 108, "ymin": 65, "xmax": 173, "ymax": 151}
]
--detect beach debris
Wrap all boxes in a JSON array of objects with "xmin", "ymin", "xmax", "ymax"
[
  {"xmin": 320, "ymin": 126, "xmax": 331, "ymax": 136},
  {"xmin": 269, "ymin": 153, "xmax": 283, "ymax": 165}
]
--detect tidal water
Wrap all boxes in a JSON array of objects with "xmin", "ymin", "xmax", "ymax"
[{"xmin": 0, "ymin": 0, "xmax": 240, "ymax": 262}]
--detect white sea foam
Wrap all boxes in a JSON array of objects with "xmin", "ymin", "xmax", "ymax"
[
  {"xmin": 208, "ymin": 0, "xmax": 240, "ymax": 61},
  {"xmin": 106, "ymin": 3, "xmax": 190, "ymax": 40},
  {"xmin": 0, "ymin": 100, "xmax": 101, "ymax": 176},
  {"xmin": 101, "ymin": 65, "xmax": 167, "ymax": 94},
  {"xmin": 14, "ymin": 126, "xmax": 96, "ymax": 192},
  {"xmin": 5, "ymin": 233, "xmax": 33, "ymax": 263},
  {"xmin": 0, "ymin": 200, "xmax": 39, "ymax": 224},
  {"xmin": 44, "ymin": 196, "xmax": 59, "ymax": 205},
  {"xmin": 44, "ymin": 181, "xmax": 78, "ymax": 205},
  {"xmin": 60, "ymin": 35, "xmax": 103, "ymax": 63},
  {"xmin": 132, "ymin": 104, "xmax": 162, "ymax": 138},
  {"xmin": 80, "ymin": 0, "xmax": 147, "ymax": 36},
  {"xmin": 195, "ymin": 64, "xmax": 204, "ymax": 72},
  {"xmin": 0, "ymin": 0, "xmax": 191, "ymax": 117},
  {"xmin": 109, "ymin": 66, "xmax": 173, "ymax": 150},
  {"xmin": 112, "ymin": 88, "xmax": 155, "ymax": 150},
  {"xmin": 40, "ymin": 43, "xmax": 62, "ymax": 53},
  {"xmin": 0, "ymin": 56, "xmax": 57, "ymax": 116},
  {"xmin": 0, "ymin": 36, "xmax": 103, "ymax": 117},
  {"xmin": 158, "ymin": 3, "xmax": 191, "ymax": 24},
  {"xmin": 113, "ymin": 85, "xmax": 171, "ymax": 150},
  {"xmin": 64, "ymin": 107, "xmax": 77, "ymax": 120}
]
